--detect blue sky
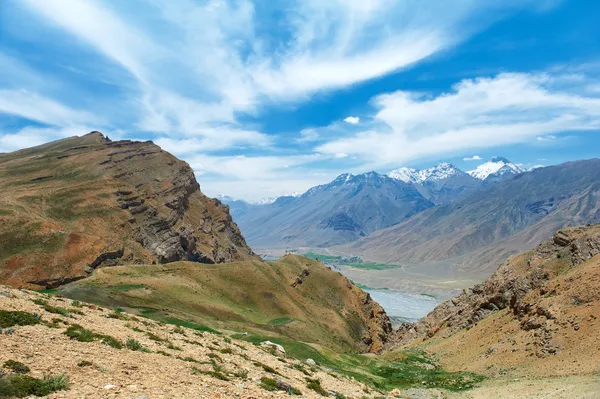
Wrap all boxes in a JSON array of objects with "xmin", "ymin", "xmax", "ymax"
[{"xmin": 1, "ymin": 0, "xmax": 599, "ymax": 201}]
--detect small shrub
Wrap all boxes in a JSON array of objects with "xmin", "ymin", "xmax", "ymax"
[
  {"xmin": 335, "ymin": 393, "xmax": 346, "ymax": 399},
  {"xmin": 64, "ymin": 325, "xmax": 122, "ymax": 349},
  {"xmin": 125, "ymin": 338, "xmax": 147, "ymax": 352},
  {"xmin": 166, "ymin": 342, "xmax": 182, "ymax": 351},
  {"xmin": 146, "ymin": 332, "xmax": 166, "ymax": 342},
  {"xmin": 259, "ymin": 377, "xmax": 278, "ymax": 391},
  {"xmin": 0, "ymin": 373, "xmax": 69, "ymax": 397},
  {"xmin": 254, "ymin": 361, "xmax": 280, "ymax": 375},
  {"xmin": 71, "ymin": 300, "xmax": 82, "ymax": 308},
  {"xmin": 207, "ymin": 353, "xmax": 222, "ymax": 361},
  {"xmin": 156, "ymin": 350, "xmax": 172, "ymax": 357},
  {"xmin": 64, "ymin": 325, "xmax": 95, "ymax": 342},
  {"xmin": 77, "ymin": 360, "xmax": 93, "ymax": 367},
  {"xmin": 219, "ymin": 348, "xmax": 233, "ymax": 354},
  {"xmin": 179, "ymin": 357, "xmax": 198, "ymax": 363},
  {"xmin": 292, "ymin": 364, "xmax": 311, "ymax": 376},
  {"xmin": 232, "ymin": 369, "xmax": 248, "ymax": 378},
  {"xmin": 191, "ymin": 367, "xmax": 230, "ymax": 381},
  {"xmin": 0, "ymin": 311, "xmax": 41, "ymax": 328},
  {"xmin": 173, "ymin": 326, "xmax": 185, "ymax": 335},
  {"xmin": 107, "ymin": 311, "xmax": 128, "ymax": 320},
  {"xmin": 96, "ymin": 334, "xmax": 123, "ymax": 349},
  {"xmin": 3, "ymin": 360, "xmax": 30, "ymax": 374},
  {"xmin": 223, "ymin": 337, "xmax": 232, "ymax": 344},
  {"xmin": 306, "ymin": 378, "xmax": 328, "ymax": 396}
]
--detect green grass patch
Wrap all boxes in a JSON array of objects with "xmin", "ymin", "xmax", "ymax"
[
  {"xmin": 64, "ymin": 325, "xmax": 123, "ymax": 349},
  {"xmin": 3, "ymin": 360, "xmax": 30, "ymax": 374},
  {"xmin": 0, "ymin": 373, "xmax": 69, "ymax": 397},
  {"xmin": 0, "ymin": 310, "xmax": 41, "ymax": 328},
  {"xmin": 110, "ymin": 284, "xmax": 146, "ymax": 292},
  {"xmin": 163, "ymin": 317, "xmax": 220, "ymax": 334},
  {"xmin": 306, "ymin": 378, "xmax": 328, "ymax": 396},
  {"xmin": 303, "ymin": 252, "xmax": 398, "ymax": 270},
  {"xmin": 269, "ymin": 317, "xmax": 294, "ymax": 326},
  {"xmin": 231, "ymin": 333, "xmax": 334, "ymax": 368},
  {"xmin": 191, "ymin": 367, "xmax": 230, "ymax": 381}
]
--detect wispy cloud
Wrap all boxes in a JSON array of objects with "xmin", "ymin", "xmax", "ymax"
[
  {"xmin": 318, "ymin": 73, "xmax": 600, "ymax": 168},
  {"xmin": 1, "ymin": 0, "xmax": 579, "ymax": 200},
  {"xmin": 463, "ymin": 155, "xmax": 483, "ymax": 161}
]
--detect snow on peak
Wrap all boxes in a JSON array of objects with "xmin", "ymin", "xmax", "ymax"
[
  {"xmin": 387, "ymin": 163, "xmax": 461, "ymax": 184},
  {"xmin": 467, "ymin": 157, "xmax": 526, "ymax": 180}
]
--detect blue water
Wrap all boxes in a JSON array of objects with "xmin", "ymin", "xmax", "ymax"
[{"xmin": 366, "ymin": 289, "xmax": 440, "ymax": 324}]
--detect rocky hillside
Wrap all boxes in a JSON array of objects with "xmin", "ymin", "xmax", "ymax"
[
  {"xmin": 57, "ymin": 254, "xmax": 392, "ymax": 354},
  {"xmin": 0, "ymin": 286, "xmax": 377, "ymax": 398},
  {"xmin": 341, "ymin": 159, "xmax": 600, "ymax": 278},
  {"xmin": 389, "ymin": 224, "xmax": 600, "ymax": 377},
  {"xmin": 0, "ymin": 132, "xmax": 257, "ymax": 289}
]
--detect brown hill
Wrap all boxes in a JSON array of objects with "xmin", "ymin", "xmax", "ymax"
[
  {"xmin": 0, "ymin": 132, "xmax": 257, "ymax": 289},
  {"xmin": 57, "ymin": 254, "xmax": 392, "ymax": 354},
  {"xmin": 389, "ymin": 224, "xmax": 600, "ymax": 378}
]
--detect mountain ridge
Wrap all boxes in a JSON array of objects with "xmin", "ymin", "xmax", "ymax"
[{"xmin": 0, "ymin": 132, "xmax": 257, "ymax": 288}]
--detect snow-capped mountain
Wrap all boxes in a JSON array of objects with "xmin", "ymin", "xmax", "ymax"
[
  {"xmin": 467, "ymin": 157, "xmax": 526, "ymax": 181},
  {"xmin": 386, "ymin": 162, "xmax": 482, "ymax": 204},
  {"xmin": 387, "ymin": 162, "xmax": 462, "ymax": 184}
]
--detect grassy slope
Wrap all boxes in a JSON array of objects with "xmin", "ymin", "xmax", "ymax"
[{"xmin": 58, "ymin": 255, "xmax": 372, "ymax": 354}]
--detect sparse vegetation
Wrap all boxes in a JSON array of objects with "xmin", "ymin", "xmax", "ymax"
[
  {"xmin": 0, "ymin": 373, "xmax": 69, "ymax": 397},
  {"xmin": 64, "ymin": 325, "xmax": 123, "ymax": 349},
  {"xmin": 3, "ymin": 360, "xmax": 30, "ymax": 374},
  {"xmin": 126, "ymin": 338, "xmax": 149, "ymax": 352},
  {"xmin": 306, "ymin": 378, "xmax": 329, "ymax": 396},
  {"xmin": 191, "ymin": 367, "xmax": 230, "ymax": 381},
  {"xmin": 254, "ymin": 361, "xmax": 280, "ymax": 375},
  {"xmin": 0, "ymin": 310, "xmax": 41, "ymax": 328}
]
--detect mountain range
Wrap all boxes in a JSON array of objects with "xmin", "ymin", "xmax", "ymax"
[
  {"xmin": 227, "ymin": 156, "xmax": 535, "ymax": 249},
  {"xmin": 227, "ymin": 172, "xmax": 433, "ymax": 248}
]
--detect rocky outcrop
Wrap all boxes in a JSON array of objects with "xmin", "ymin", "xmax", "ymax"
[
  {"xmin": 389, "ymin": 224, "xmax": 600, "ymax": 350},
  {"xmin": 0, "ymin": 131, "xmax": 258, "ymax": 288}
]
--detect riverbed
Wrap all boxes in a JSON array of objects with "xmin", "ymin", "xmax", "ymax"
[{"xmin": 366, "ymin": 289, "xmax": 440, "ymax": 325}]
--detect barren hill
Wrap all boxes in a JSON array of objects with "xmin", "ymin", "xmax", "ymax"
[
  {"xmin": 0, "ymin": 132, "xmax": 257, "ymax": 288},
  {"xmin": 389, "ymin": 224, "xmax": 600, "ymax": 379}
]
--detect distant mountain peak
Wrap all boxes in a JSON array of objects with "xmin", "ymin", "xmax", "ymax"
[
  {"xmin": 387, "ymin": 162, "xmax": 461, "ymax": 184},
  {"xmin": 467, "ymin": 157, "xmax": 525, "ymax": 181}
]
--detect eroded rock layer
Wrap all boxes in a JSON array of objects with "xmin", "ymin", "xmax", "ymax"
[{"xmin": 0, "ymin": 132, "xmax": 257, "ymax": 288}]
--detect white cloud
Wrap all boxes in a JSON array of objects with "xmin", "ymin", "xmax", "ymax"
[
  {"xmin": 343, "ymin": 116, "xmax": 360, "ymax": 125},
  {"xmin": 297, "ymin": 128, "xmax": 320, "ymax": 143},
  {"xmin": 317, "ymin": 73, "xmax": 600, "ymax": 168},
  {"xmin": 0, "ymin": 89, "xmax": 100, "ymax": 127},
  {"xmin": 536, "ymin": 134, "xmax": 557, "ymax": 141},
  {"xmin": 15, "ymin": 0, "xmax": 549, "ymax": 136},
  {"xmin": 463, "ymin": 155, "xmax": 482, "ymax": 161},
  {"xmin": 0, "ymin": 125, "xmax": 93, "ymax": 153}
]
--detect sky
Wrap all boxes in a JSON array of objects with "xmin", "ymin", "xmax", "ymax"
[{"xmin": 1, "ymin": 0, "xmax": 600, "ymax": 201}]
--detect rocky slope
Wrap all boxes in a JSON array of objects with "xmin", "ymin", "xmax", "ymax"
[
  {"xmin": 0, "ymin": 132, "xmax": 257, "ymax": 289},
  {"xmin": 0, "ymin": 286, "xmax": 376, "ymax": 398},
  {"xmin": 389, "ymin": 224, "xmax": 600, "ymax": 377},
  {"xmin": 341, "ymin": 159, "xmax": 600, "ymax": 278},
  {"xmin": 233, "ymin": 172, "xmax": 433, "ymax": 249}
]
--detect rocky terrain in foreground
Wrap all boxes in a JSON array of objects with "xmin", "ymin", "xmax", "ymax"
[
  {"xmin": 390, "ymin": 224, "xmax": 600, "ymax": 378},
  {"xmin": 0, "ymin": 132, "xmax": 257, "ymax": 289},
  {"xmin": 0, "ymin": 286, "xmax": 375, "ymax": 398}
]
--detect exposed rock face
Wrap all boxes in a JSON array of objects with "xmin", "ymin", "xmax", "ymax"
[
  {"xmin": 0, "ymin": 132, "xmax": 257, "ymax": 288},
  {"xmin": 355, "ymin": 287, "xmax": 393, "ymax": 353},
  {"xmin": 389, "ymin": 224, "xmax": 600, "ymax": 351}
]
